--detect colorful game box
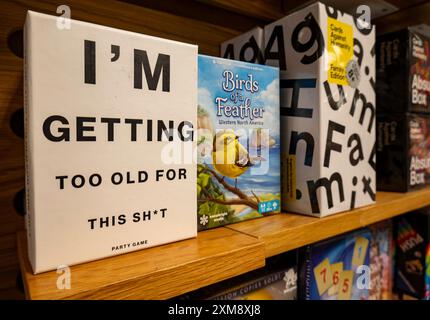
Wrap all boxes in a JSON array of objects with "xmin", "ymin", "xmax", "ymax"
[
  {"xmin": 299, "ymin": 229, "xmax": 371, "ymax": 300},
  {"xmin": 368, "ymin": 221, "xmax": 393, "ymax": 300},
  {"xmin": 220, "ymin": 27, "xmax": 264, "ymax": 64},
  {"xmin": 179, "ymin": 251, "xmax": 297, "ymax": 300},
  {"xmin": 209, "ymin": 270, "xmax": 297, "ymax": 300},
  {"xmin": 264, "ymin": 2, "xmax": 376, "ymax": 217},
  {"xmin": 377, "ymin": 113, "xmax": 430, "ymax": 192},
  {"xmin": 24, "ymin": 12, "xmax": 197, "ymax": 273},
  {"xmin": 394, "ymin": 209, "xmax": 430, "ymax": 300},
  {"xmin": 197, "ymin": 55, "xmax": 280, "ymax": 230},
  {"xmin": 376, "ymin": 25, "xmax": 430, "ymax": 114}
]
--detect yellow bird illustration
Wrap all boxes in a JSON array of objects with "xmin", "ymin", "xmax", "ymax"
[{"xmin": 212, "ymin": 130, "xmax": 262, "ymax": 188}]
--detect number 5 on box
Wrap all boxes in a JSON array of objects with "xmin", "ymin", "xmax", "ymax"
[{"xmin": 337, "ymin": 270, "xmax": 353, "ymax": 300}]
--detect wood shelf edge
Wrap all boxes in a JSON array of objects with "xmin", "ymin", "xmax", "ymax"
[
  {"xmin": 17, "ymin": 189, "xmax": 430, "ymax": 299},
  {"xmin": 17, "ymin": 228, "xmax": 265, "ymax": 300},
  {"xmin": 227, "ymin": 189, "xmax": 430, "ymax": 257}
]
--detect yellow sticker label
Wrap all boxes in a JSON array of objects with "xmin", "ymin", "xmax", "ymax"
[
  {"xmin": 313, "ymin": 258, "xmax": 333, "ymax": 296},
  {"xmin": 337, "ymin": 270, "xmax": 354, "ymax": 300},
  {"xmin": 285, "ymin": 155, "xmax": 296, "ymax": 201},
  {"xmin": 351, "ymin": 236, "xmax": 369, "ymax": 267},
  {"xmin": 327, "ymin": 262, "xmax": 344, "ymax": 296},
  {"xmin": 327, "ymin": 17, "xmax": 353, "ymax": 86}
]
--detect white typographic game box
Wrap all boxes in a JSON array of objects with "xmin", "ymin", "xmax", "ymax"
[
  {"xmin": 264, "ymin": 2, "xmax": 376, "ymax": 216},
  {"xmin": 24, "ymin": 11, "xmax": 197, "ymax": 273}
]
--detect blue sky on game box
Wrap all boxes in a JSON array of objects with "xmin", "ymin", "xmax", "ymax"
[{"xmin": 198, "ymin": 55, "xmax": 280, "ymax": 139}]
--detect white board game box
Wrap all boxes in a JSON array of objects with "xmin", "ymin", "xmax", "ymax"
[
  {"xmin": 24, "ymin": 11, "xmax": 197, "ymax": 273},
  {"xmin": 264, "ymin": 2, "xmax": 376, "ymax": 216},
  {"xmin": 220, "ymin": 27, "xmax": 265, "ymax": 64}
]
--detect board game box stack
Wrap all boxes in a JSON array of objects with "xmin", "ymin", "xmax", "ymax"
[
  {"xmin": 197, "ymin": 55, "xmax": 280, "ymax": 230},
  {"xmin": 376, "ymin": 26, "xmax": 430, "ymax": 191},
  {"xmin": 24, "ymin": 12, "xmax": 197, "ymax": 273}
]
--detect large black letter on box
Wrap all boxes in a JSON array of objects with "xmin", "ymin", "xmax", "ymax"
[
  {"xmin": 350, "ymin": 89, "xmax": 375, "ymax": 133},
  {"xmin": 43, "ymin": 115, "xmax": 70, "ymax": 142},
  {"xmin": 264, "ymin": 25, "xmax": 286, "ymax": 70},
  {"xmin": 222, "ymin": 43, "xmax": 235, "ymax": 60},
  {"xmin": 134, "ymin": 50, "xmax": 170, "ymax": 92},
  {"xmin": 240, "ymin": 36, "xmax": 265, "ymax": 64},
  {"xmin": 84, "ymin": 40, "xmax": 96, "ymax": 84},
  {"xmin": 280, "ymin": 79, "xmax": 316, "ymax": 118},
  {"xmin": 323, "ymin": 80, "xmax": 346, "ymax": 111},
  {"xmin": 324, "ymin": 120, "xmax": 345, "ymax": 168},
  {"xmin": 289, "ymin": 131, "xmax": 315, "ymax": 166},
  {"xmin": 291, "ymin": 13, "xmax": 324, "ymax": 65},
  {"xmin": 307, "ymin": 172, "xmax": 345, "ymax": 214}
]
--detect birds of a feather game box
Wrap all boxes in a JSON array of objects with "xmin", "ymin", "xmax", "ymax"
[
  {"xmin": 24, "ymin": 11, "xmax": 197, "ymax": 273},
  {"xmin": 197, "ymin": 55, "xmax": 280, "ymax": 230}
]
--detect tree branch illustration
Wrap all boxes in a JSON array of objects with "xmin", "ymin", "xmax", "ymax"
[{"xmin": 199, "ymin": 165, "xmax": 260, "ymax": 210}]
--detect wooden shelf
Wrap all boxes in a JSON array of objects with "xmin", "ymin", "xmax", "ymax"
[
  {"xmin": 17, "ymin": 189, "xmax": 430, "ymax": 300},
  {"xmin": 17, "ymin": 228, "xmax": 264, "ymax": 300},
  {"xmin": 227, "ymin": 189, "xmax": 430, "ymax": 258}
]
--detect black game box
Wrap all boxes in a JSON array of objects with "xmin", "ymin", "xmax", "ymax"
[
  {"xmin": 376, "ymin": 26, "xmax": 430, "ymax": 114},
  {"xmin": 377, "ymin": 113, "xmax": 430, "ymax": 192}
]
